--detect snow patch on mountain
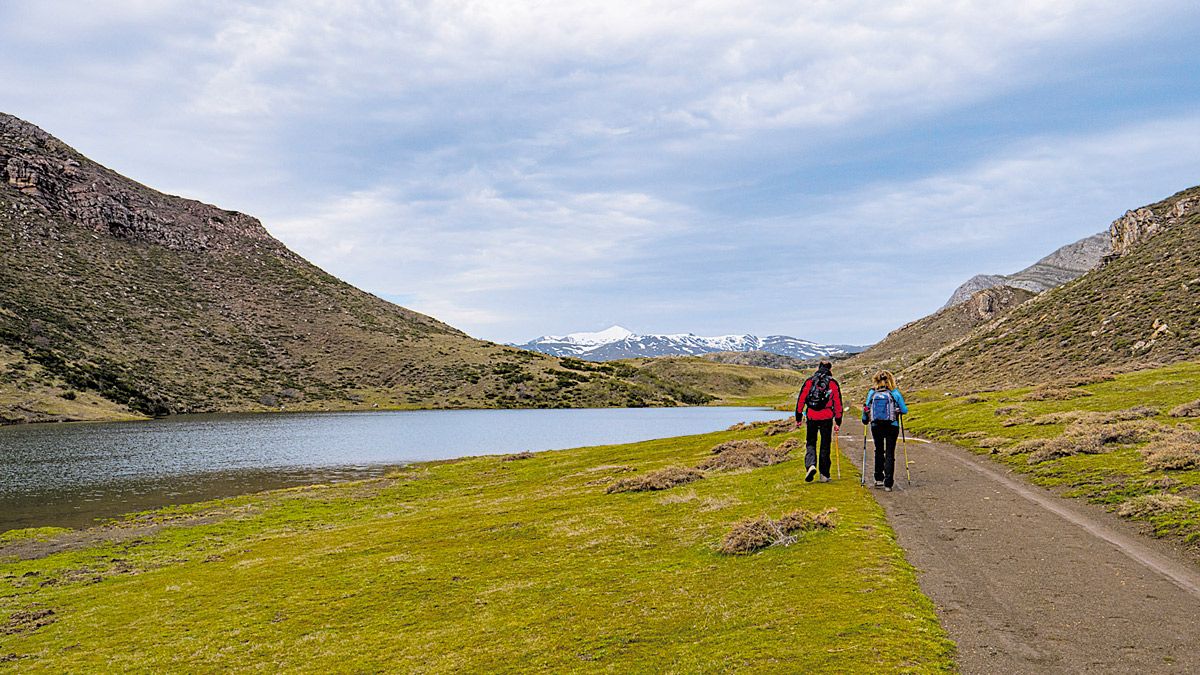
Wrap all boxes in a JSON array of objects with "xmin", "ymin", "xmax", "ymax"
[{"xmin": 513, "ymin": 326, "xmax": 864, "ymax": 361}]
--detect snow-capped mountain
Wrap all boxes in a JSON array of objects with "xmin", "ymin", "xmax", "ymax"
[{"xmin": 512, "ymin": 326, "xmax": 864, "ymax": 361}]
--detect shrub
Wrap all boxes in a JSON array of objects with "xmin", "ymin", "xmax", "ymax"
[
  {"xmin": 606, "ymin": 466, "xmax": 704, "ymax": 493},
  {"xmin": 502, "ymin": 451, "xmax": 534, "ymax": 462}
]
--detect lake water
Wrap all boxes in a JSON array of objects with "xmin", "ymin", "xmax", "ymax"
[{"xmin": 0, "ymin": 406, "xmax": 788, "ymax": 531}]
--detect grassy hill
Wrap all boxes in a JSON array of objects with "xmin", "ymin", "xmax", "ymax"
[
  {"xmin": 906, "ymin": 186, "xmax": 1200, "ymax": 393},
  {"xmin": 841, "ymin": 286, "xmax": 1036, "ymax": 391},
  {"xmin": 841, "ymin": 186, "xmax": 1199, "ymax": 397},
  {"xmin": 0, "ymin": 113, "xmax": 795, "ymax": 422},
  {"xmin": 0, "ymin": 426, "xmax": 953, "ymax": 671}
]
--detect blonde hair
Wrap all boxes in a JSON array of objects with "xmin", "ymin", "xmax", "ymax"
[{"xmin": 872, "ymin": 371, "xmax": 897, "ymax": 390}]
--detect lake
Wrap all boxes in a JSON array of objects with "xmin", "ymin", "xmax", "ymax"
[{"xmin": 0, "ymin": 406, "xmax": 789, "ymax": 531}]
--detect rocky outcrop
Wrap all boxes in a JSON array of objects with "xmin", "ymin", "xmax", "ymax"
[
  {"xmin": 1, "ymin": 113, "xmax": 275, "ymax": 253},
  {"xmin": 1108, "ymin": 192, "xmax": 1200, "ymax": 258},
  {"xmin": 942, "ymin": 233, "xmax": 1109, "ymax": 309}
]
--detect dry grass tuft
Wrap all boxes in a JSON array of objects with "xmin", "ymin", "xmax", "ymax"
[
  {"xmin": 1021, "ymin": 388, "xmax": 1093, "ymax": 402},
  {"xmin": 1032, "ymin": 406, "xmax": 1160, "ymax": 427},
  {"xmin": 762, "ymin": 419, "xmax": 798, "ymax": 436},
  {"xmin": 1139, "ymin": 428, "xmax": 1200, "ymax": 471},
  {"xmin": 710, "ymin": 439, "xmax": 769, "ymax": 455},
  {"xmin": 999, "ymin": 438, "xmax": 1047, "ymax": 456},
  {"xmin": 1050, "ymin": 372, "xmax": 1116, "ymax": 388},
  {"xmin": 976, "ymin": 436, "xmax": 1013, "ymax": 450},
  {"xmin": 963, "ymin": 395, "xmax": 987, "ymax": 404},
  {"xmin": 1000, "ymin": 415, "xmax": 1033, "ymax": 427},
  {"xmin": 606, "ymin": 466, "xmax": 704, "ymax": 494},
  {"xmin": 994, "ymin": 405, "xmax": 1023, "ymax": 417},
  {"xmin": 1168, "ymin": 399, "xmax": 1200, "ymax": 418},
  {"xmin": 1027, "ymin": 421, "xmax": 1159, "ymax": 464},
  {"xmin": 698, "ymin": 439, "xmax": 792, "ymax": 471},
  {"xmin": 960, "ymin": 431, "xmax": 988, "ymax": 440},
  {"xmin": 718, "ymin": 508, "xmax": 837, "ymax": 555},
  {"xmin": 1117, "ymin": 493, "xmax": 1192, "ymax": 519},
  {"xmin": 501, "ymin": 451, "xmax": 535, "ymax": 462},
  {"xmin": 775, "ymin": 437, "xmax": 803, "ymax": 454},
  {"xmin": 657, "ymin": 490, "xmax": 698, "ymax": 505},
  {"xmin": 1144, "ymin": 476, "xmax": 1181, "ymax": 490}
]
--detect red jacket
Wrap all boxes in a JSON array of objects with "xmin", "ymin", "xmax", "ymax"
[{"xmin": 796, "ymin": 376, "xmax": 843, "ymax": 424}]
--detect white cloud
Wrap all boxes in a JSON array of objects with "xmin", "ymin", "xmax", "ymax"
[{"xmin": 269, "ymin": 171, "xmax": 693, "ymax": 332}]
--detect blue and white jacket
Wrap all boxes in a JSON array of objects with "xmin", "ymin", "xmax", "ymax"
[{"xmin": 862, "ymin": 388, "xmax": 909, "ymax": 427}]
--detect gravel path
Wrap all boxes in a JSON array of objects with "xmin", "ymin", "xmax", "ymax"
[{"xmin": 840, "ymin": 420, "xmax": 1200, "ymax": 674}]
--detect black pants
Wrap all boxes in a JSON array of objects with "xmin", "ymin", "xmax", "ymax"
[
  {"xmin": 806, "ymin": 418, "xmax": 833, "ymax": 478},
  {"xmin": 871, "ymin": 422, "xmax": 899, "ymax": 487}
]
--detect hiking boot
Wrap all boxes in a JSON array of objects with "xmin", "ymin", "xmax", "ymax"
[
  {"xmin": 884, "ymin": 486, "xmax": 892, "ymax": 492},
  {"xmin": 819, "ymin": 475, "xmax": 830, "ymax": 483},
  {"xmin": 874, "ymin": 480, "xmax": 884, "ymax": 487},
  {"xmin": 805, "ymin": 466, "xmax": 817, "ymax": 482}
]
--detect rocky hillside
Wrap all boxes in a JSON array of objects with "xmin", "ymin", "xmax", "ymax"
[
  {"xmin": 904, "ymin": 186, "xmax": 1200, "ymax": 392},
  {"xmin": 0, "ymin": 113, "xmax": 779, "ymax": 422},
  {"xmin": 942, "ymin": 232, "xmax": 1109, "ymax": 308},
  {"xmin": 841, "ymin": 286, "xmax": 1037, "ymax": 390}
]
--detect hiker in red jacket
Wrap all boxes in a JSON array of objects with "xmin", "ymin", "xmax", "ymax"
[{"xmin": 795, "ymin": 361, "xmax": 843, "ymax": 483}]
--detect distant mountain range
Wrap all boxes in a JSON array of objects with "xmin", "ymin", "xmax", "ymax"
[{"xmin": 513, "ymin": 326, "xmax": 864, "ymax": 361}]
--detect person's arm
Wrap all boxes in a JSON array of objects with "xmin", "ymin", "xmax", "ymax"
[
  {"xmin": 894, "ymin": 389, "xmax": 909, "ymax": 416},
  {"xmin": 832, "ymin": 380, "xmax": 843, "ymax": 428},
  {"xmin": 795, "ymin": 380, "xmax": 811, "ymax": 425},
  {"xmin": 862, "ymin": 389, "xmax": 873, "ymax": 424}
]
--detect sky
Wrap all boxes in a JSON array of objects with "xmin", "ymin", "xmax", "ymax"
[{"xmin": 3, "ymin": 1, "xmax": 1200, "ymax": 346}]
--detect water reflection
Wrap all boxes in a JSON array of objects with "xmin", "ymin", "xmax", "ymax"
[{"xmin": 1, "ymin": 406, "xmax": 788, "ymax": 530}]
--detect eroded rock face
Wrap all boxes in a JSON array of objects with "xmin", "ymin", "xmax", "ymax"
[
  {"xmin": 1109, "ymin": 195, "xmax": 1199, "ymax": 258},
  {"xmin": 0, "ymin": 113, "xmax": 275, "ymax": 253}
]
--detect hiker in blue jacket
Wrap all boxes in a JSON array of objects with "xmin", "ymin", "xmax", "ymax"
[{"xmin": 862, "ymin": 370, "xmax": 908, "ymax": 491}]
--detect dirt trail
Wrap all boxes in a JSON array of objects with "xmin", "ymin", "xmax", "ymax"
[{"xmin": 840, "ymin": 420, "xmax": 1200, "ymax": 674}]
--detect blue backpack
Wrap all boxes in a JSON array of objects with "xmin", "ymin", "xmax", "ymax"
[{"xmin": 869, "ymin": 389, "xmax": 898, "ymax": 423}]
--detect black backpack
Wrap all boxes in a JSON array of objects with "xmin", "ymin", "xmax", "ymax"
[{"xmin": 804, "ymin": 373, "xmax": 831, "ymax": 411}]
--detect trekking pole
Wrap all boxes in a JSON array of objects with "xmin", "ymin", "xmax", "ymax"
[
  {"xmin": 834, "ymin": 429, "xmax": 841, "ymax": 479},
  {"xmin": 901, "ymin": 414, "xmax": 911, "ymax": 485},
  {"xmin": 861, "ymin": 423, "xmax": 868, "ymax": 486}
]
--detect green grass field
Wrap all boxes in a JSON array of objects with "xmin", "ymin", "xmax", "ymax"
[
  {"xmin": 907, "ymin": 361, "xmax": 1200, "ymax": 545},
  {"xmin": 1, "ymin": 425, "xmax": 953, "ymax": 672}
]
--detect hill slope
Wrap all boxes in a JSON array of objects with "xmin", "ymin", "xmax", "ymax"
[
  {"xmin": 0, "ymin": 113, "xmax": 782, "ymax": 421},
  {"xmin": 841, "ymin": 285, "xmax": 1037, "ymax": 389},
  {"xmin": 909, "ymin": 186, "xmax": 1200, "ymax": 391}
]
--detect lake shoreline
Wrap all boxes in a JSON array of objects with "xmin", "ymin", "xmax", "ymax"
[{"xmin": 2, "ymin": 406, "xmax": 793, "ymax": 533}]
